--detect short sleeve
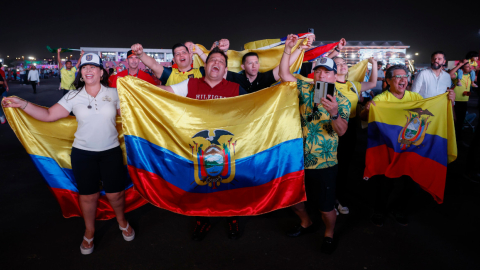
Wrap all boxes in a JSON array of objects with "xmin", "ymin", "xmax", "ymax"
[
  {"xmin": 57, "ymin": 92, "xmax": 76, "ymax": 112},
  {"xmin": 159, "ymin": 67, "xmax": 172, "ymax": 85},
  {"xmin": 170, "ymin": 79, "xmax": 189, "ymax": 97},
  {"xmin": 336, "ymin": 93, "xmax": 351, "ymax": 122}
]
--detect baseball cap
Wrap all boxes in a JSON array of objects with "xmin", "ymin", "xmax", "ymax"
[
  {"xmin": 313, "ymin": 57, "xmax": 337, "ymax": 73},
  {"xmin": 79, "ymin": 53, "xmax": 103, "ymax": 69},
  {"xmin": 127, "ymin": 50, "xmax": 135, "ymax": 58}
]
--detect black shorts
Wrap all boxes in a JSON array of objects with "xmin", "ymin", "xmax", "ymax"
[
  {"xmin": 305, "ymin": 165, "xmax": 338, "ymax": 212},
  {"xmin": 71, "ymin": 146, "xmax": 126, "ymax": 195}
]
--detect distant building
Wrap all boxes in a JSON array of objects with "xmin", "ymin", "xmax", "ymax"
[
  {"xmin": 80, "ymin": 47, "xmax": 173, "ymax": 63},
  {"xmin": 315, "ymin": 41, "xmax": 411, "ymax": 67}
]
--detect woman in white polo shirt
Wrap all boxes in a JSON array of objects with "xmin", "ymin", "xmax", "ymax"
[{"xmin": 2, "ymin": 53, "xmax": 134, "ymax": 255}]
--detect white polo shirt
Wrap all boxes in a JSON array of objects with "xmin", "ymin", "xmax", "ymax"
[
  {"xmin": 411, "ymin": 68, "xmax": 452, "ymax": 99},
  {"xmin": 58, "ymin": 85, "xmax": 120, "ymax": 152}
]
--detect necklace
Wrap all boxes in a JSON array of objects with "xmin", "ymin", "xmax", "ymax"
[{"xmin": 87, "ymin": 94, "xmax": 93, "ymax": 109}]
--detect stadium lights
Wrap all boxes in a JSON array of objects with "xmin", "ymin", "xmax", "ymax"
[
  {"xmin": 406, "ymin": 55, "xmax": 411, "ymax": 59},
  {"xmin": 415, "ymin": 53, "xmax": 419, "ymax": 56}
]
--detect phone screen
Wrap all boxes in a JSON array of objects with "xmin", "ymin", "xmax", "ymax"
[{"xmin": 326, "ymin": 83, "xmax": 335, "ymax": 100}]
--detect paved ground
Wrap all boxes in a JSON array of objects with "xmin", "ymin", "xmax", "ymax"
[{"xmin": 1, "ymin": 77, "xmax": 479, "ymax": 270}]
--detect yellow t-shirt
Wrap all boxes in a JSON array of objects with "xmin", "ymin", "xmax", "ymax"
[
  {"xmin": 453, "ymin": 73, "xmax": 471, "ymax": 102},
  {"xmin": 468, "ymin": 60, "xmax": 478, "ymax": 67},
  {"xmin": 60, "ymin": 67, "xmax": 77, "ymax": 90},
  {"xmin": 372, "ymin": 90, "xmax": 423, "ymax": 103},
  {"xmin": 165, "ymin": 68, "xmax": 203, "ymax": 86},
  {"xmin": 335, "ymin": 80, "xmax": 361, "ymax": 118}
]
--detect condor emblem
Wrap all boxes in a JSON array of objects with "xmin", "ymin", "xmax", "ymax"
[
  {"xmin": 189, "ymin": 129, "xmax": 237, "ymax": 189},
  {"xmin": 86, "ymin": 55, "xmax": 93, "ymax": 61},
  {"xmin": 398, "ymin": 108, "xmax": 434, "ymax": 150}
]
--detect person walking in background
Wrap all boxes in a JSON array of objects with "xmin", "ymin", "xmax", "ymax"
[{"xmin": 27, "ymin": 65, "xmax": 40, "ymax": 94}]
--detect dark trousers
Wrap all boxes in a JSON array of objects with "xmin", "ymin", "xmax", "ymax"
[
  {"xmin": 454, "ymin": 101, "xmax": 468, "ymax": 142},
  {"xmin": 30, "ymin": 81, "xmax": 37, "ymax": 93},
  {"xmin": 373, "ymin": 175, "xmax": 416, "ymax": 215},
  {"xmin": 336, "ymin": 118, "xmax": 357, "ymax": 206}
]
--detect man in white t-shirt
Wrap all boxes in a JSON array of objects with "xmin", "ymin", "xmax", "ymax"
[{"xmin": 411, "ymin": 51, "xmax": 453, "ymax": 99}]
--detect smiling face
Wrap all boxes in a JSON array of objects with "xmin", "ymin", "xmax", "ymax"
[
  {"xmin": 205, "ymin": 52, "xmax": 227, "ymax": 81},
  {"xmin": 127, "ymin": 54, "xmax": 140, "ymax": 70},
  {"xmin": 241, "ymin": 55, "xmax": 259, "ymax": 77},
  {"xmin": 386, "ymin": 69, "xmax": 408, "ymax": 94},
  {"xmin": 173, "ymin": 46, "xmax": 192, "ymax": 70},
  {"xmin": 334, "ymin": 58, "xmax": 348, "ymax": 76},
  {"xmin": 81, "ymin": 64, "xmax": 103, "ymax": 85},
  {"xmin": 313, "ymin": 67, "xmax": 336, "ymax": 84}
]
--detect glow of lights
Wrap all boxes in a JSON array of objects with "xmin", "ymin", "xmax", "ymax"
[
  {"xmin": 415, "ymin": 53, "xmax": 419, "ymax": 56},
  {"xmin": 351, "ymin": 53, "xmax": 356, "ymax": 58},
  {"xmin": 406, "ymin": 55, "xmax": 411, "ymax": 59}
]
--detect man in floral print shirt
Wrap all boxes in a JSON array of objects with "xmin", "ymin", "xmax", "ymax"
[{"xmin": 278, "ymin": 34, "xmax": 351, "ymax": 254}]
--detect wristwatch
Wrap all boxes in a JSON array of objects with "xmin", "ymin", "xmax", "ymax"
[
  {"xmin": 330, "ymin": 112, "xmax": 339, "ymax": 120},
  {"xmin": 334, "ymin": 47, "xmax": 340, "ymax": 52}
]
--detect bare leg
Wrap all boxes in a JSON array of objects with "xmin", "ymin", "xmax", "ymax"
[
  {"xmin": 321, "ymin": 210, "xmax": 336, "ymax": 238},
  {"xmin": 290, "ymin": 202, "xmax": 313, "ymax": 228},
  {"xmin": 79, "ymin": 193, "xmax": 100, "ymax": 248},
  {"xmin": 106, "ymin": 191, "xmax": 133, "ymax": 236}
]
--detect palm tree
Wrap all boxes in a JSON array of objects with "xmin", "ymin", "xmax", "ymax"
[{"xmin": 306, "ymin": 122, "xmax": 323, "ymax": 146}]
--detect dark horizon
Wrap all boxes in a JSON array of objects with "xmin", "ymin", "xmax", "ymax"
[{"xmin": 1, "ymin": 0, "xmax": 479, "ymax": 64}]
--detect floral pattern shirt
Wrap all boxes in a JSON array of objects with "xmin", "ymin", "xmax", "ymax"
[{"xmin": 296, "ymin": 79, "xmax": 351, "ymax": 169}]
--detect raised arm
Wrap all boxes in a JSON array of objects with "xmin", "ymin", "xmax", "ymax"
[
  {"xmin": 193, "ymin": 44, "xmax": 208, "ymax": 63},
  {"xmin": 131, "ymin": 43, "xmax": 164, "ymax": 79},
  {"xmin": 272, "ymin": 34, "xmax": 315, "ymax": 81},
  {"xmin": 2, "ymin": 97, "xmax": 70, "ymax": 122},
  {"xmin": 327, "ymin": 38, "xmax": 346, "ymax": 59},
  {"xmin": 278, "ymin": 34, "xmax": 299, "ymax": 82},
  {"xmin": 57, "ymin": 48, "xmax": 63, "ymax": 70},
  {"xmin": 360, "ymin": 58, "xmax": 378, "ymax": 90},
  {"xmin": 449, "ymin": 60, "xmax": 467, "ymax": 79},
  {"xmin": 75, "ymin": 50, "xmax": 85, "ymax": 69}
]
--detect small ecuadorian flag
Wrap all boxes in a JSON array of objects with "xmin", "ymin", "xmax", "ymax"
[
  {"xmin": 364, "ymin": 93, "xmax": 457, "ymax": 203},
  {"xmin": 117, "ymin": 77, "xmax": 306, "ymax": 216},
  {"xmin": 3, "ymin": 100, "xmax": 147, "ymax": 220}
]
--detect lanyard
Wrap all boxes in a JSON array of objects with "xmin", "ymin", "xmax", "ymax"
[{"xmin": 128, "ymin": 69, "xmax": 139, "ymax": 78}]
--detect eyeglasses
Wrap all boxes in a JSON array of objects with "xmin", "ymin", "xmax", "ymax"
[{"xmin": 392, "ymin": 75, "xmax": 409, "ymax": 79}]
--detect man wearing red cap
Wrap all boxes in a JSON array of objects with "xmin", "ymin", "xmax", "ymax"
[{"xmin": 108, "ymin": 50, "xmax": 157, "ymax": 88}]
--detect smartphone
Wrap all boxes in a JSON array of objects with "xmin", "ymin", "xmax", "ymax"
[
  {"xmin": 314, "ymin": 81, "xmax": 324, "ymax": 104},
  {"xmin": 215, "ymin": 41, "xmax": 219, "ymax": 46},
  {"xmin": 326, "ymin": 83, "xmax": 335, "ymax": 100},
  {"xmin": 308, "ymin": 28, "xmax": 314, "ymax": 34}
]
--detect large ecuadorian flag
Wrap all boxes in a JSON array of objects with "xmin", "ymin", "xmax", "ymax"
[
  {"xmin": 117, "ymin": 77, "xmax": 306, "ymax": 216},
  {"xmin": 364, "ymin": 93, "xmax": 457, "ymax": 203},
  {"xmin": 3, "ymin": 102, "xmax": 148, "ymax": 220}
]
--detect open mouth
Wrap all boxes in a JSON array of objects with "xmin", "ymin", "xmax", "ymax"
[
  {"xmin": 398, "ymin": 82, "xmax": 406, "ymax": 88},
  {"xmin": 212, "ymin": 66, "xmax": 220, "ymax": 72},
  {"xmin": 85, "ymin": 75, "xmax": 94, "ymax": 79}
]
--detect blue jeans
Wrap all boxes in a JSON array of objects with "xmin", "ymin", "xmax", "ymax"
[
  {"xmin": 457, "ymin": 69, "xmax": 476, "ymax": 83},
  {"xmin": 0, "ymin": 91, "xmax": 7, "ymax": 118}
]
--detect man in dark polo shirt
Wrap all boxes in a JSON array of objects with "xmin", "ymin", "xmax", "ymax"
[
  {"xmin": 158, "ymin": 47, "xmax": 246, "ymax": 241},
  {"xmin": 108, "ymin": 50, "xmax": 157, "ymax": 88}
]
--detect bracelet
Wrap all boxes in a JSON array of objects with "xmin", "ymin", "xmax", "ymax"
[
  {"xmin": 138, "ymin": 52, "xmax": 144, "ymax": 59},
  {"xmin": 22, "ymin": 101, "xmax": 28, "ymax": 110},
  {"xmin": 334, "ymin": 47, "xmax": 340, "ymax": 52},
  {"xmin": 284, "ymin": 51, "xmax": 291, "ymax": 55}
]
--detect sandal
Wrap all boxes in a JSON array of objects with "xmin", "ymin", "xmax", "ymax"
[
  {"xmin": 119, "ymin": 222, "xmax": 135, "ymax": 241},
  {"xmin": 80, "ymin": 236, "xmax": 94, "ymax": 255}
]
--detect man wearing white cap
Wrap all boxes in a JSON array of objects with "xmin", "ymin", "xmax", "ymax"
[{"xmin": 278, "ymin": 34, "xmax": 351, "ymax": 254}]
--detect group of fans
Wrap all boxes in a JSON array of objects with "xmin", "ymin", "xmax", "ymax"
[{"xmin": 1, "ymin": 33, "xmax": 478, "ymax": 255}]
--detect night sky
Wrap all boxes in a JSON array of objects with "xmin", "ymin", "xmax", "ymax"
[{"xmin": 1, "ymin": 0, "xmax": 479, "ymax": 64}]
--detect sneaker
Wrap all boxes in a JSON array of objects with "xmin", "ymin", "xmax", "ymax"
[
  {"xmin": 286, "ymin": 223, "xmax": 319, "ymax": 237},
  {"xmin": 0, "ymin": 116, "xmax": 5, "ymax": 124},
  {"xmin": 192, "ymin": 220, "xmax": 211, "ymax": 241},
  {"xmin": 371, "ymin": 213, "xmax": 384, "ymax": 227},
  {"xmin": 389, "ymin": 211, "xmax": 408, "ymax": 226},
  {"xmin": 320, "ymin": 237, "xmax": 336, "ymax": 254},
  {"xmin": 336, "ymin": 203, "xmax": 350, "ymax": 215},
  {"xmin": 227, "ymin": 218, "xmax": 240, "ymax": 240}
]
